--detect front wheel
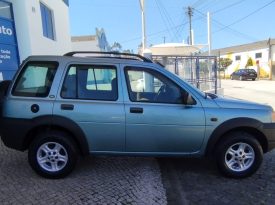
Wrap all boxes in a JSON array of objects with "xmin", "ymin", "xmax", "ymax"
[
  {"xmin": 215, "ymin": 132, "xmax": 263, "ymax": 178},
  {"xmin": 28, "ymin": 131, "xmax": 78, "ymax": 179}
]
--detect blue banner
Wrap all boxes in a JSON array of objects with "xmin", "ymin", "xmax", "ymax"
[
  {"xmin": 0, "ymin": 18, "xmax": 16, "ymax": 45},
  {"xmin": 0, "ymin": 44, "xmax": 19, "ymax": 69},
  {"xmin": 0, "ymin": 15, "xmax": 19, "ymax": 80}
]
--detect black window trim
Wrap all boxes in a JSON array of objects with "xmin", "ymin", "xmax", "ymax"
[
  {"xmin": 235, "ymin": 55, "xmax": 241, "ymax": 61},
  {"xmin": 255, "ymin": 52, "xmax": 262, "ymax": 59},
  {"xmin": 11, "ymin": 61, "xmax": 59, "ymax": 98},
  {"xmin": 60, "ymin": 64, "xmax": 119, "ymax": 101},
  {"xmin": 124, "ymin": 66, "xmax": 195, "ymax": 105}
]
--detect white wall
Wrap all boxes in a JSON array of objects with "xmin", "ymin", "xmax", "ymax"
[
  {"xmin": 8, "ymin": 0, "xmax": 32, "ymax": 61},
  {"xmin": 272, "ymin": 45, "xmax": 275, "ymax": 61},
  {"xmin": 8, "ymin": 0, "xmax": 72, "ymax": 62},
  {"xmin": 72, "ymin": 40, "xmax": 100, "ymax": 52},
  {"xmin": 222, "ymin": 48, "xmax": 270, "ymax": 77}
]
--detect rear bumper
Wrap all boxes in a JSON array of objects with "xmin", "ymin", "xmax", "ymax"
[
  {"xmin": 263, "ymin": 123, "xmax": 275, "ymax": 152},
  {"xmin": 242, "ymin": 75, "xmax": 257, "ymax": 80},
  {"xmin": 0, "ymin": 117, "xmax": 31, "ymax": 151}
]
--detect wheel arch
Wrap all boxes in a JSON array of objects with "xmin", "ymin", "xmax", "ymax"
[
  {"xmin": 205, "ymin": 118, "xmax": 268, "ymax": 157},
  {"xmin": 24, "ymin": 115, "xmax": 89, "ymax": 156}
]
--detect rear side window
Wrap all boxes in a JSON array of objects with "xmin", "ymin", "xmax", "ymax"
[
  {"xmin": 61, "ymin": 65, "xmax": 117, "ymax": 101},
  {"xmin": 12, "ymin": 62, "xmax": 58, "ymax": 97}
]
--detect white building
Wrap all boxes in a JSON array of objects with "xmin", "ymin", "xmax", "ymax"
[
  {"xmin": 71, "ymin": 28, "xmax": 110, "ymax": 52},
  {"xmin": 211, "ymin": 39, "xmax": 275, "ymax": 80},
  {"xmin": 0, "ymin": 0, "xmax": 71, "ymax": 80}
]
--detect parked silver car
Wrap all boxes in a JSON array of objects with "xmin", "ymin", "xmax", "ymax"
[{"xmin": 0, "ymin": 52, "xmax": 274, "ymax": 179}]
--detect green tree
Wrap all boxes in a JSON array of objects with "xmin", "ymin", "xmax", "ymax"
[
  {"xmin": 245, "ymin": 57, "xmax": 253, "ymax": 68},
  {"xmin": 219, "ymin": 58, "xmax": 233, "ymax": 78},
  {"xmin": 111, "ymin": 42, "xmax": 122, "ymax": 52},
  {"xmin": 122, "ymin": 49, "xmax": 134, "ymax": 54}
]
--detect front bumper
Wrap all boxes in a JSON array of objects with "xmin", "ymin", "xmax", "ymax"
[{"xmin": 262, "ymin": 123, "xmax": 275, "ymax": 152}]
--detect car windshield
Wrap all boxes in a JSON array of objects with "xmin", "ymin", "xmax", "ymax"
[
  {"xmin": 169, "ymin": 71, "xmax": 207, "ymax": 98},
  {"xmin": 243, "ymin": 69, "xmax": 256, "ymax": 73},
  {"xmin": 247, "ymin": 69, "xmax": 256, "ymax": 73}
]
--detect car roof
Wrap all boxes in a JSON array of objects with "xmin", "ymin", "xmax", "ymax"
[
  {"xmin": 23, "ymin": 51, "xmax": 163, "ymax": 67},
  {"xmin": 24, "ymin": 55, "xmax": 158, "ymax": 69}
]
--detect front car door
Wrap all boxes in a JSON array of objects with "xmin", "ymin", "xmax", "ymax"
[
  {"xmin": 53, "ymin": 63, "xmax": 125, "ymax": 153},
  {"xmin": 123, "ymin": 66, "xmax": 205, "ymax": 154}
]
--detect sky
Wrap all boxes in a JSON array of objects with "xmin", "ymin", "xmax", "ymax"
[{"xmin": 69, "ymin": 0, "xmax": 275, "ymax": 52}]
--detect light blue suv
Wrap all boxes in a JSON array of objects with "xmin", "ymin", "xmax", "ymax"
[{"xmin": 0, "ymin": 52, "xmax": 274, "ymax": 179}]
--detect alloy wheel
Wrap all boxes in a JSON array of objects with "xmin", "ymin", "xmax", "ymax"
[{"xmin": 225, "ymin": 142, "xmax": 255, "ymax": 172}]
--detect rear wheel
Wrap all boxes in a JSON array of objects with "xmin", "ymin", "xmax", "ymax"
[
  {"xmin": 252, "ymin": 78, "xmax": 256, "ymax": 81},
  {"xmin": 28, "ymin": 131, "xmax": 78, "ymax": 179},
  {"xmin": 215, "ymin": 132, "xmax": 263, "ymax": 178}
]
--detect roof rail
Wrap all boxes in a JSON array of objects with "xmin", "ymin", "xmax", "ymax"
[{"xmin": 64, "ymin": 51, "xmax": 153, "ymax": 63}]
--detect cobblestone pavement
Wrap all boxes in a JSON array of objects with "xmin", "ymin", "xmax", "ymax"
[
  {"xmin": 0, "ymin": 141, "xmax": 167, "ymax": 205},
  {"xmin": 159, "ymin": 149, "xmax": 275, "ymax": 205},
  {"xmin": 1, "ymin": 138, "xmax": 275, "ymax": 205}
]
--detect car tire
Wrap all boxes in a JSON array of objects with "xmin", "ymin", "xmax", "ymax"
[
  {"xmin": 28, "ymin": 131, "xmax": 78, "ymax": 179},
  {"xmin": 252, "ymin": 78, "xmax": 256, "ymax": 81},
  {"xmin": 215, "ymin": 131, "xmax": 263, "ymax": 178}
]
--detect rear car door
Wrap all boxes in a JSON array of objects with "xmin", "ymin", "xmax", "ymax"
[
  {"xmin": 4, "ymin": 61, "xmax": 58, "ymax": 119},
  {"xmin": 123, "ymin": 66, "xmax": 206, "ymax": 154},
  {"xmin": 53, "ymin": 63, "xmax": 125, "ymax": 153}
]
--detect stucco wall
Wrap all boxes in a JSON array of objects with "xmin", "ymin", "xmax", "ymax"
[
  {"xmin": 8, "ymin": 0, "xmax": 72, "ymax": 61},
  {"xmin": 222, "ymin": 48, "xmax": 271, "ymax": 78},
  {"xmin": 72, "ymin": 40, "xmax": 100, "ymax": 52}
]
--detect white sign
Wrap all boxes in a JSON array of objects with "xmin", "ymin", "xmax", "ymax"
[{"xmin": 0, "ymin": 25, "xmax": 13, "ymax": 36}]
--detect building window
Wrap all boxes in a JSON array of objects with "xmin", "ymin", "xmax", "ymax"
[
  {"xmin": 0, "ymin": 1, "xmax": 12, "ymax": 19},
  {"xmin": 255, "ymin": 52, "xmax": 262, "ymax": 59},
  {"xmin": 40, "ymin": 3, "xmax": 55, "ymax": 40},
  {"xmin": 235, "ymin": 55, "xmax": 241, "ymax": 61}
]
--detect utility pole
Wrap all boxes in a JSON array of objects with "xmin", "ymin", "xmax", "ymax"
[
  {"xmin": 207, "ymin": 12, "xmax": 212, "ymax": 56},
  {"xmin": 187, "ymin": 6, "xmax": 193, "ymax": 45},
  {"xmin": 139, "ymin": 0, "xmax": 146, "ymax": 54}
]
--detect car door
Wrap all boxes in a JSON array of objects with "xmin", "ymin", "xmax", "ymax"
[
  {"xmin": 123, "ymin": 66, "xmax": 206, "ymax": 154},
  {"xmin": 5, "ymin": 61, "xmax": 58, "ymax": 120},
  {"xmin": 53, "ymin": 63, "xmax": 125, "ymax": 152}
]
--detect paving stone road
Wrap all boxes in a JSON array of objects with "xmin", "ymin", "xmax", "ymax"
[
  {"xmin": 1, "ymin": 137, "xmax": 274, "ymax": 205},
  {"xmin": 0, "ymin": 141, "xmax": 167, "ymax": 205},
  {"xmin": 159, "ymin": 150, "xmax": 275, "ymax": 205}
]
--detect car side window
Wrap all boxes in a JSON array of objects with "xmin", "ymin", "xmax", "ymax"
[
  {"xmin": 12, "ymin": 62, "xmax": 58, "ymax": 97},
  {"xmin": 61, "ymin": 65, "xmax": 117, "ymax": 101},
  {"xmin": 125, "ymin": 67, "xmax": 185, "ymax": 104}
]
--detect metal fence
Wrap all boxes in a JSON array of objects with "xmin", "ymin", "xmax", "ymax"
[{"xmin": 152, "ymin": 55, "xmax": 219, "ymax": 93}]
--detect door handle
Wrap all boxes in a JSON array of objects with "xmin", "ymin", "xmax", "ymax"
[
  {"xmin": 130, "ymin": 107, "xmax": 143, "ymax": 114},
  {"xmin": 61, "ymin": 104, "xmax": 74, "ymax": 110}
]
